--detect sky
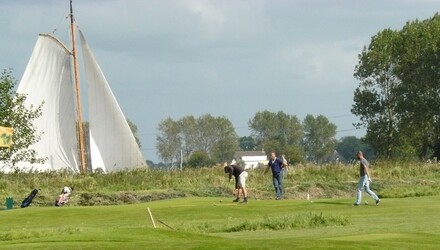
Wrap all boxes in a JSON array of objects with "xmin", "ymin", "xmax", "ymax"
[{"xmin": 1, "ymin": 0, "xmax": 439, "ymax": 163}]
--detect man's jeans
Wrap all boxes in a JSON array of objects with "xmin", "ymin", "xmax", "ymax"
[
  {"xmin": 355, "ymin": 175, "xmax": 379, "ymax": 204},
  {"xmin": 273, "ymin": 171, "xmax": 283, "ymax": 199}
]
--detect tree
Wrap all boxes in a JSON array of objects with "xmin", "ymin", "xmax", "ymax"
[
  {"xmin": 336, "ymin": 136, "xmax": 375, "ymax": 162},
  {"xmin": 196, "ymin": 114, "xmax": 217, "ymax": 153},
  {"xmin": 156, "ymin": 114, "xmax": 238, "ymax": 167},
  {"xmin": 352, "ymin": 28, "xmax": 401, "ymax": 159},
  {"xmin": 208, "ymin": 116, "xmax": 238, "ymax": 163},
  {"xmin": 353, "ymin": 14, "xmax": 440, "ymax": 160},
  {"xmin": 187, "ymin": 150, "xmax": 213, "ymax": 168},
  {"xmin": 284, "ymin": 145, "xmax": 305, "ymax": 165},
  {"xmin": 194, "ymin": 114, "xmax": 238, "ymax": 163},
  {"xmin": 249, "ymin": 110, "xmax": 303, "ymax": 157},
  {"xmin": 156, "ymin": 117, "xmax": 181, "ymax": 168},
  {"xmin": 127, "ymin": 119, "xmax": 141, "ymax": 149},
  {"xmin": 393, "ymin": 15, "xmax": 440, "ymax": 160},
  {"xmin": 302, "ymin": 114, "xmax": 337, "ymax": 163},
  {"xmin": 0, "ymin": 69, "xmax": 44, "ymax": 167},
  {"xmin": 178, "ymin": 116, "xmax": 198, "ymax": 162},
  {"xmin": 239, "ymin": 136, "xmax": 256, "ymax": 151}
]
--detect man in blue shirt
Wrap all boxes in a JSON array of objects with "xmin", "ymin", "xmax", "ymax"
[{"xmin": 264, "ymin": 152, "xmax": 287, "ymax": 200}]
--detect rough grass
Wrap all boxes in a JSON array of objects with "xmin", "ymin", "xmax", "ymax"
[
  {"xmin": 174, "ymin": 211, "xmax": 349, "ymax": 234},
  {"xmin": 224, "ymin": 212, "xmax": 349, "ymax": 232},
  {"xmin": 1, "ymin": 161, "xmax": 440, "ymax": 207}
]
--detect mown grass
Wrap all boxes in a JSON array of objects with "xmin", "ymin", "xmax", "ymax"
[
  {"xmin": 0, "ymin": 196, "xmax": 439, "ymax": 249},
  {"xmin": 1, "ymin": 161, "xmax": 439, "ymax": 249}
]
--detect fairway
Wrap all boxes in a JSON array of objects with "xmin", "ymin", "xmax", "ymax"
[{"xmin": 1, "ymin": 196, "xmax": 440, "ymax": 249}]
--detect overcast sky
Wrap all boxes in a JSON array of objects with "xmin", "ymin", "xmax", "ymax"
[{"xmin": 1, "ymin": 0, "xmax": 439, "ymax": 162}]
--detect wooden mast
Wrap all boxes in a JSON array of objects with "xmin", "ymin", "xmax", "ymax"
[{"xmin": 69, "ymin": 0, "xmax": 87, "ymax": 174}]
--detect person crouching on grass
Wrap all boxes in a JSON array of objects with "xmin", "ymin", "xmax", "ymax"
[{"xmin": 224, "ymin": 164, "xmax": 249, "ymax": 203}]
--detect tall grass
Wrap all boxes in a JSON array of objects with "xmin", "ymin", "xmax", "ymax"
[
  {"xmin": 1, "ymin": 161, "xmax": 439, "ymax": 207},
  {"xmin": 174, "ymin": 212, "xmax": 349, "ymax": 234},
  {"xmin": 224, "ymin": 212, "xmax": 349, "ymax": 232}
]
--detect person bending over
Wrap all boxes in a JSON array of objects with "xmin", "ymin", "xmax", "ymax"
[{"xmin": 224, "ymin": 164, "xmax": 249, "ymax": 203}]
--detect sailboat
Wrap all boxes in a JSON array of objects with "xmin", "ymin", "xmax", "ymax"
[{"xmin": 15, "ymin": 1, "xmax": 146, "ymax": 173}]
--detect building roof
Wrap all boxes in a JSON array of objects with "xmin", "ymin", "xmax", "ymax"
[{"xmin": 234, "ymin": 151, "xmax": 267, "ymax": 158}]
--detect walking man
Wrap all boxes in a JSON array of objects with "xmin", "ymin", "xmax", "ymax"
[
  {"xmin": 353, "ymin": 151, "xmax": 380, "ymax": 206},
  {"xmin": 224, "ymin": 164, "xmax": 249, "ymax": 203},
  {"xmin": 264, "ymin": 152, "xmax": 287, "ymax": 200}
]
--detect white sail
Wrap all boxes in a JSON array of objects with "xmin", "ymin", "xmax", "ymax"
[
  {"xmin": 89, "ymin": 131, "xmax": 106, "ymax": 172},
  {"xmin": 16, "ymin": 34, "xmax": 79, "ymax": 172},
  {"xmin": 79, "ymin": 30, "xmax": 146, "ymax": 172},
  {"xmin": 10, "ymin": 29, "xmax": 147, "ymax": 173}
]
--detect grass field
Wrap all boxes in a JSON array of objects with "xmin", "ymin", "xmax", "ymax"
[{"xmin": 1, "ymin": 195, "xmax": 439, "ymax": 249}]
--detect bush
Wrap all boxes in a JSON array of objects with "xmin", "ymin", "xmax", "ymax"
[{"xmin": 187, "ymin": 151, "xmax": 214, "ymax": 168}]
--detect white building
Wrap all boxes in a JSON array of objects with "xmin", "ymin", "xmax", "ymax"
[{"xmin": 232, "ymin": 151, "xmax": 268, "ymax": 169}]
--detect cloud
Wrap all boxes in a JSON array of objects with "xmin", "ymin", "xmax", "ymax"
[{"xmin": 2, "ymin": 0, "xmax": 440, "ymax": 162}]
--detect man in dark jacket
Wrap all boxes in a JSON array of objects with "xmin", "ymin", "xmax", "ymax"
[
  {"xmin": 224, "ymin": 164, "xmax": 249, "ymax": 203},
  {"xmin": 264, "ymin": 152, "xmax": 287, "ymax": 200}
]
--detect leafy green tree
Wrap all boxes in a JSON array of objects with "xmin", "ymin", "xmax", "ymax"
[
  {"xmin": 336, "ymin": 136, "xmax": 375, "ymax": 162},
  {"xmin": 196, "ymin": 114, "xmax": 218, "ymax": 153},
  {"xmin": 208, "ymin": 116, "xmax": 238, "ymax": 163},
  {"xmin": 156, "ymin": 115, "xmax": 238, "ymax": 166},
  {"xmin": 0, "ymin": 69, "xmax": 44, "ymax": 167},
  {"xmin": 127, "ymin": 119, "xmax": 141, "ymax": 149},
  {"xmin": 260, "ymin": 139, "xmax": 283, "ymax": 156},
  {"xmin": 249, "ymin": 110, "xmax": 303, "ymax": 157},
  {"xmin": 433, "ymin": 142, "xmax": 440, "ymax": 161},
  {"xmin": 187, "ymin": 150, "xmax": 213, "ymax": 168},
  {"xmin": 284, "ymin": 145, "xmax": 305, "ymax": 165},
  {"xmin": 352, "ymin": 28, "xmax": 401, "ymax": 159},
  {"xmin": 238, "ymin": 136, "xmax": 256, "ymax": 151},
  {"xmin": 145, "ymin": 159, "xmax": 154, "ymax": 167},
  {"xmin": 156, "ymin": 117, "xmax": 181, "ymax": 167},
  {"xmin": 393, "ymin": 15, "xmax": 440, "ymax": 160},
  {"xmin": 302, "ymin": 114, "xmax": 337, "ymax": 163},
  {"xmin": 353, "ymin": 14, "xmax": 440, "ymax": 160},
  {"xmin": 178, "ymin": 116, "xmax": 198, "ymax": 162}
]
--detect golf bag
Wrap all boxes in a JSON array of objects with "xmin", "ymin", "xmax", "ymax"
[
  {"xmin": 21, "ymin": 189, "xmax": 39, "ymax": 208},
  {"xmin": 55, "ymin": 186, "xmax": 73, "ymax": 206}
]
